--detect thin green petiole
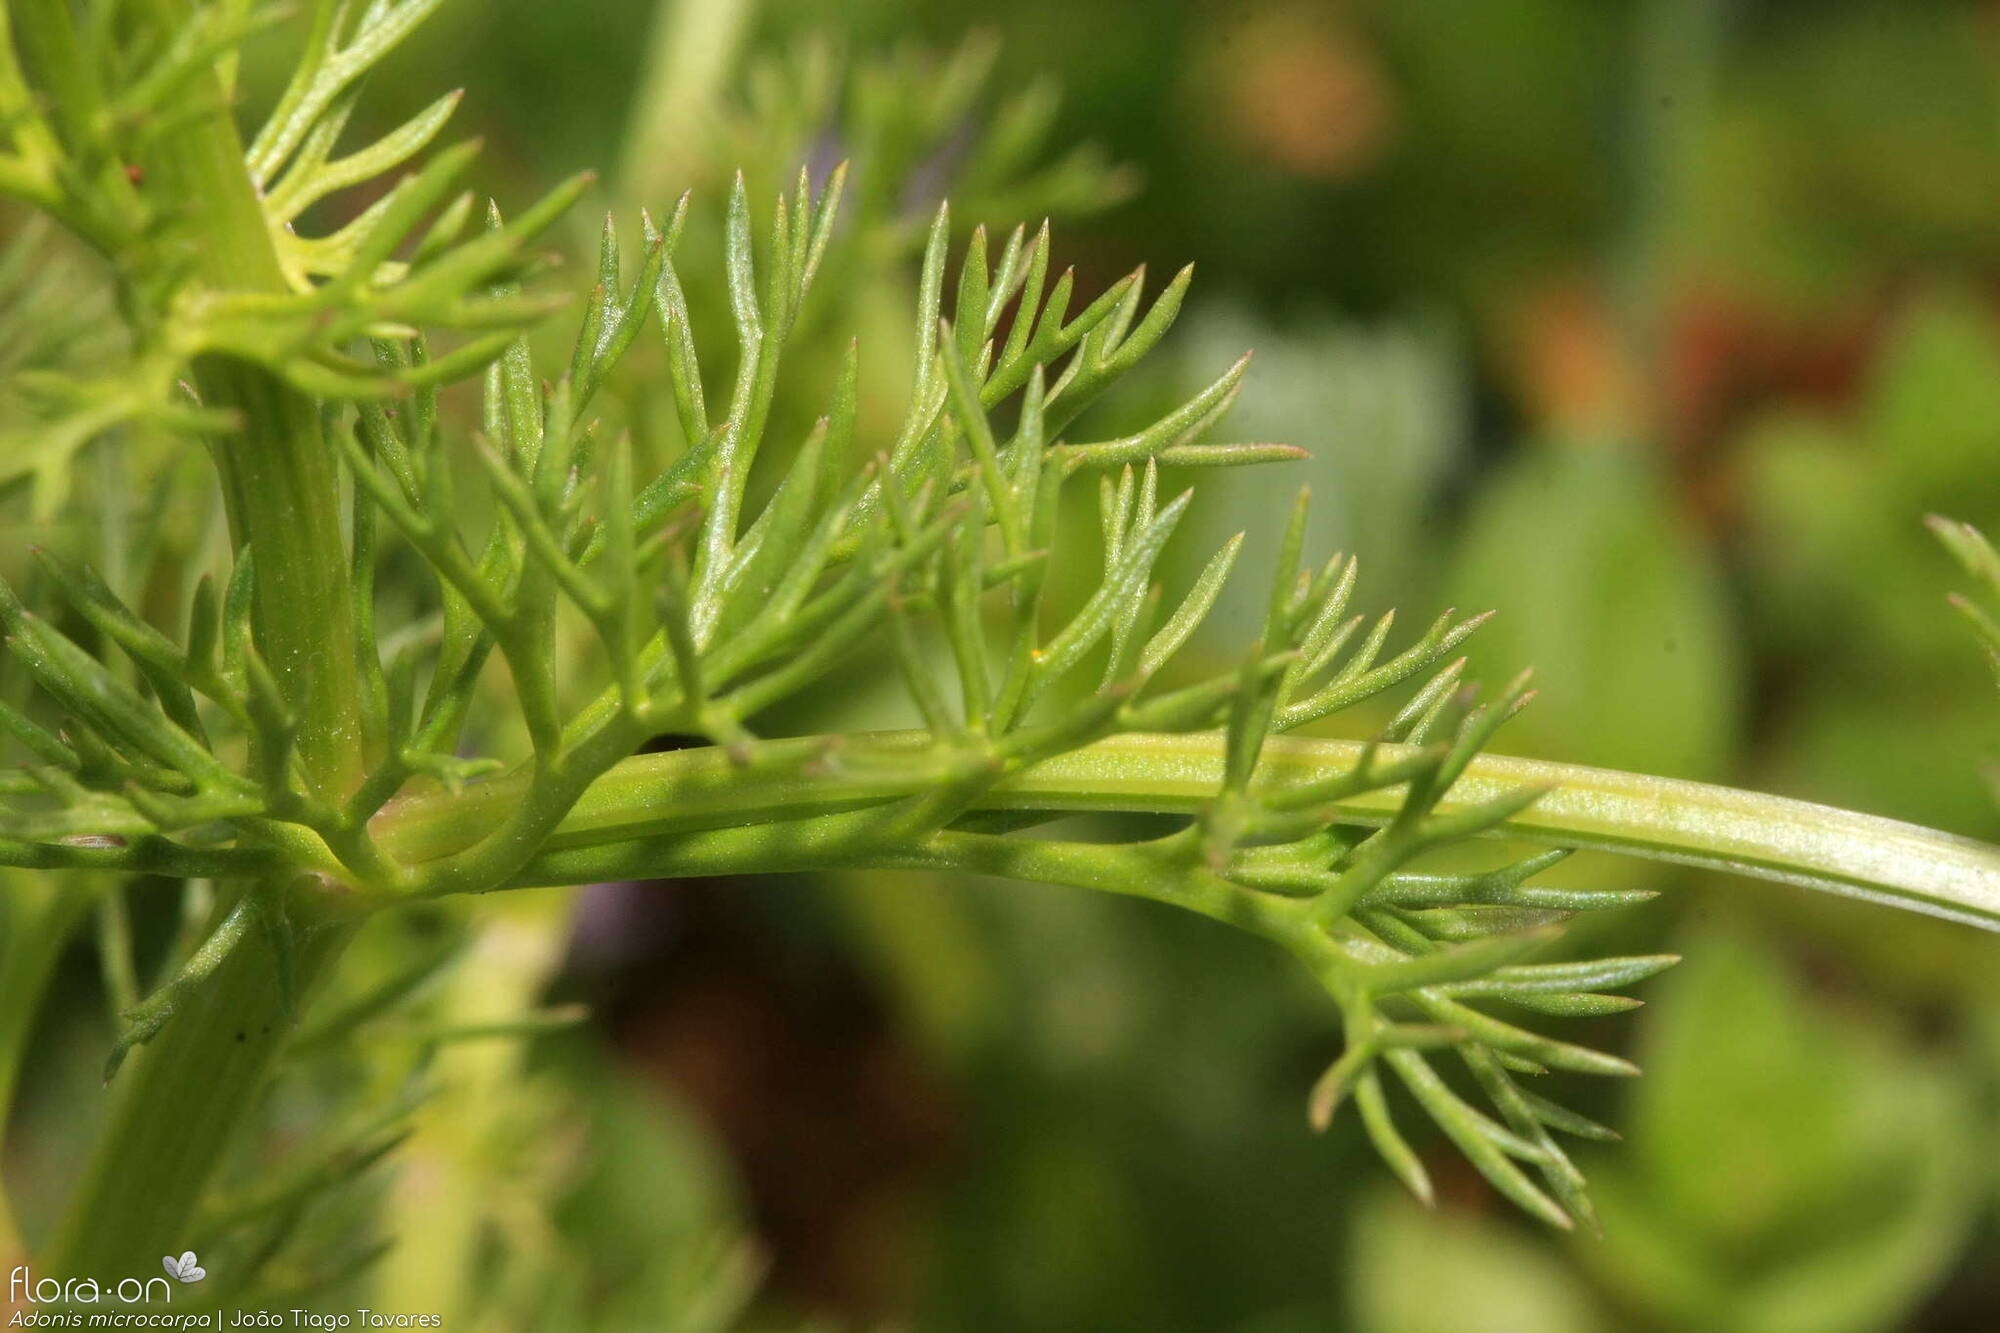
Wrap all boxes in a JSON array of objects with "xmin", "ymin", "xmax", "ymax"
[{"xmin": 370, "ymin": 730, "xmax": 2000, "ymax": 930}]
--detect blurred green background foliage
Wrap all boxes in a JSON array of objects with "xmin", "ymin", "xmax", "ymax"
[{"xmin": 8, "ymin": 0, "xmax": 2000, "ymax": 1327}]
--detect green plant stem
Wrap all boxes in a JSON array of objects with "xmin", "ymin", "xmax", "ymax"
[
  {"xmin": 0, "ymin": 878, "xmax": 92, "ymax": 1261},
  {"xmin": 25, "ymin": 0, "xmax": 369, "ymax": 1277},
  {"xmin": 194, "ymin": 363, "xmax": 367, "ymax": 796},
  {"xmin": 373, "ymin": 731, "xmax": 2000, "ymax": 929},
  {"xmin": 374, "ymin": 891, "xmax": 570, "ymax": 1324},
  {"xmin": 125, "ymin": 0, "xmax": 366, "ymax": 796},
  {"xmin": 619, "ymin": 0, "xmax": 757, "ymax": 205},
  {"xmin": 44, "ymin": 893, "xmax": 361, "ymax": 1277}
]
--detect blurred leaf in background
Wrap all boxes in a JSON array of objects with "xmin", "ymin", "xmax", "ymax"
[
  {"xmin": 1684, "ymin": 5, "xmax": 2000, "ymax": 316},
  {"xmin": 546, "ymin": 1049, "xmax": 764, "ymax": 1333},
  {"xmin": 1447, "ymin": 441, "xmax": 1740, "ymax": 781},
  {"xmin": 1347, "ymin": 1185, "xmax": 1603, "ymax": 1333},
  {"xmin": 1578, "ymin": 917, "xmax": 1983, "ymax": 1333},
  {"xmin": 1737, "ymin": 285, "xmax": 2000, "ymax": 834},
  {"xmin": 1173, "ymin": 303, "xmax": 1468, "ymax": 651}
]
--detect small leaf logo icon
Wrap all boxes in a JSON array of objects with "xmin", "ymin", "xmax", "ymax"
[{"xmin": 162, "ymin": 1251, "xmax": 206, "ymax": 1283}]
